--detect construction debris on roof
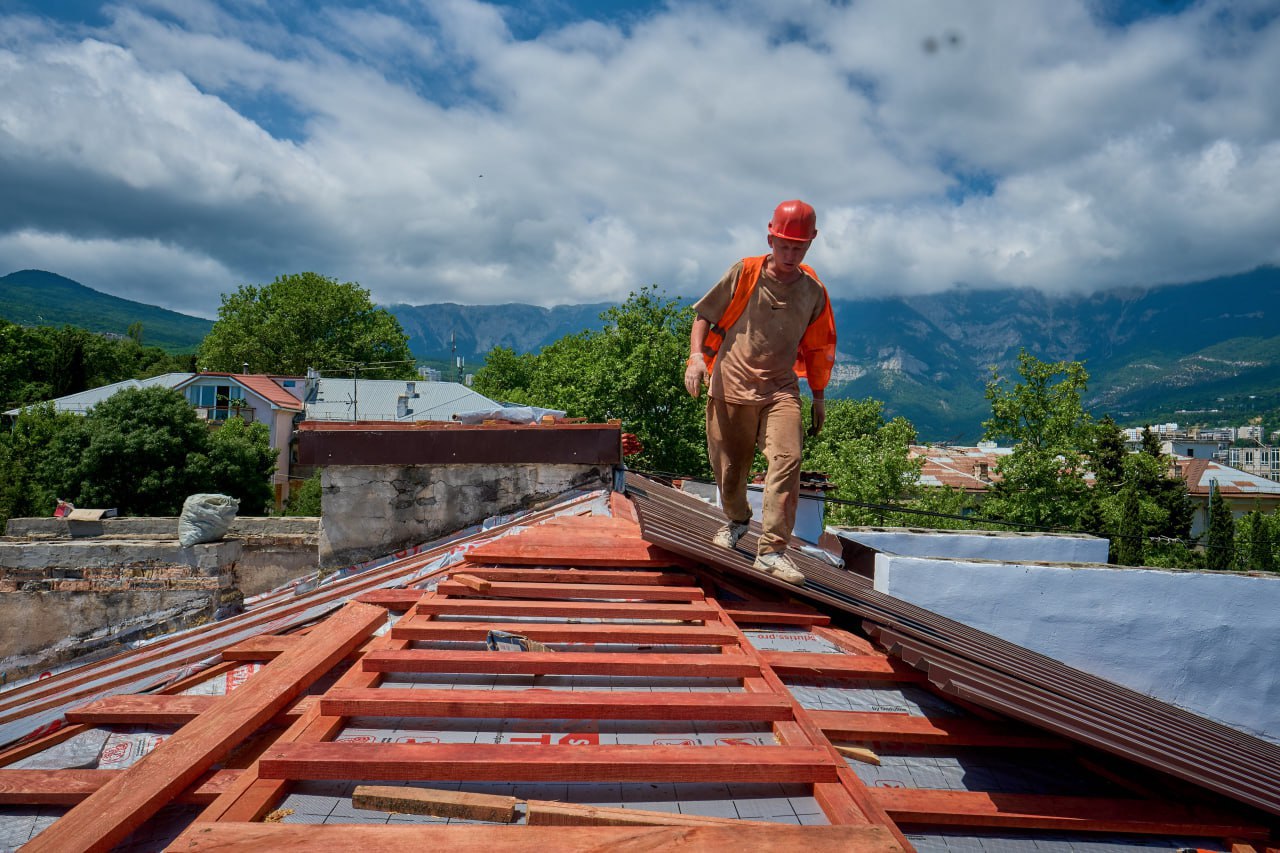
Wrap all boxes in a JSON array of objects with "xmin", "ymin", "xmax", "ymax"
[{"xmin": 0, "ymin": 477, "xmax": 1276, "ymax": 852}]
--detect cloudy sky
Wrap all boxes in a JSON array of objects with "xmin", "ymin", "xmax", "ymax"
[{"xmin": 1, "ymin": 0, "xmax": 1277, "ymax": 317}]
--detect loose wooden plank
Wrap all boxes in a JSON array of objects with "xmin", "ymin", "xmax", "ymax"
[
  {"xmin": 762, "ymin": 650, "xmax": 924, "ymax": 682},
  {"xmin": 23, "ymin": 601, "xmax": 386, "ymax": 853},
  {"xmin": 258, "ymin": 743, "xmax": 838, "ymax": 783},
  {"xmin": 435, "ymin": 580, "xmax": 704, "ymax": 601},
  {"xmin": 319, "ymin": 688, "xmax": 792, "ymax": 721},
  {"xmin": 451, "ymin": 574, "xmax": 493, "ymax": 594},
  {"xmin": 353, "ymin": 785, "xmax": 517, "ymax": 822},
  {"xmin": 809, "ymin": 710, "xmax": 1068, "ymax": 749},
  {"xmin": 167, "ymin": 822, "xmax": 903, "ymax": 852},
  {"xmin": 456, "ymin": 568, "xmax": 697, "ymax": 586},
  {"xmin": 870, "ymin": 789, "xmax": 1270, "ymax": 838},
  {"xmin": 414, "ymin": 599, "xmax": 716, "ymax": 620},
  {"xmin": 391, "ymin": 620, "xmax": 737, "ymax": 645},
  {"xmin": 0, "ymin": 768, "xmax": 239, "ymax": 805},
  {"xmin": 524, "ymin": 800, "xmax": 767, "ymax": 827},
  {"xmin": 362, "ymin": 649, "xmax": 758, "ymax": 678}
]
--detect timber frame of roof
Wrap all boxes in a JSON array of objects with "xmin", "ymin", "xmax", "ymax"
[{"xmin": 0, "ymin": 476, "xmax": 1277, "ymax": 851}]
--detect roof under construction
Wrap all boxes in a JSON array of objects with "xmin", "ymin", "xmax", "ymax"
[{"xmin": 0, "ymin": 475, "xmax": 1277, "ymax": 851}]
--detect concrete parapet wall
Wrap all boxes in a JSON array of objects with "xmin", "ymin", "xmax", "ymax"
[
  {"xmin": 320, "ymin": 463, "xmax": 612, "ymax": 568},
  {"xmin": 873, "ymin": 551, "xmax": 1280, "ymax": 744}
]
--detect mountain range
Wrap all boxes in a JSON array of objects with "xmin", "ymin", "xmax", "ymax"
[{"xmin": 5, "ymin": 267, "xmax": 1279, "ymax": 442}]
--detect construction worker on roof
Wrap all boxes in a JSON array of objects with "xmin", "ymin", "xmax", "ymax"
[{"xmin": 684, "ymin": 199, "xmax": 837, "ymax": 586}]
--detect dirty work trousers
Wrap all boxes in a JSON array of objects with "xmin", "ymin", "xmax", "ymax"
[{"xmin": 706, "ymin": 394, "xmax": 803, "ymax": 556}]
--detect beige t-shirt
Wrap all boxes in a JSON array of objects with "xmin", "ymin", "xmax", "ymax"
[{"xmin": 694, "ymin": 259, "xmax": 827, "ymax": 405}]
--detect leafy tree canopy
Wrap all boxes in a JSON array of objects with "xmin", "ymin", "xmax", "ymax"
[
  {"xmin": 473, "ymin": 286, "xmax": 708, "ymax": 477},
  {"xmin": 0, "ymin": 319, "xmax": 193, "ymax": 411},
  {"xmin": 982, "ymin": 351, "xmax": 1095, "ymax": 529},
  {"xmin": 197, "ymin": 272, "xmax": 414, "ymax": 378}
]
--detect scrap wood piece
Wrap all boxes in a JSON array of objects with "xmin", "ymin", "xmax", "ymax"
[
  {"xmin": 451, "ymin": 573, "xmax": 492, "ymax": 594},
  {"xmin": 833, "ymin": 745, "xmax": 881, "ymax": 766},
  {"xmin": 319, "ymin": 688, "xmax": 792, "ymax": 721},
  {"xmin": 168, "ymin": 822, "xmax": 903, "ymax": 851},
  {"xmin": 353, "ymin": 785, "xmax": 517, "ymax": 823},
  {"xmin": 22, "ymin": 601, "xmax": 386, "ymax": 853},
  {"xmin": 258, "ymin": 743, "xmax": 838, "ymax": 784}
]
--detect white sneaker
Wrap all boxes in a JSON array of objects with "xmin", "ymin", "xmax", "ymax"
[
  {"xmin": 753, "ymin": 552, "xmax": 805, "ymax": 585},
  {"xmin": 711, "ymin": 521, "xmax": 750, "ymax": 549}
]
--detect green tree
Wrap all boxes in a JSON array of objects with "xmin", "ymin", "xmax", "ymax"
[
  {"xmin": 197, "ymin": 272, "xmax": 414, "ymax": 378},
  {"xmin": 284, "ymin": 471, "xmax": 323, "ymax": 516},
  {"xmin": 0, "ymin": 403, "xmax": 85, "ymax": 527},
  {"xmin": 1091, "ymin": 416, "xmax": 1128, "ymax": 490},
  {"xmin": 1204, "ymin": 483, "xmax": 1236, "ymax": 570},
  {"xmin": 802, "ymin": 398, "xmax": 922, "ymax": 526},
  {"xmin": 189, "ymin": 416, "xmax": 277, "ymax": 515},
  {"xmin": 56, "ymin": 386, "xmax": 208, "ymax": 516},
  {"xmin": 981, "ymin": 351, "xmax": 1095, "ymax": 529},
  {"xmin": 473, "ymin": 287, "xmax": 707, "ymax": 477},
  {"xmin": 1112, "ymin": 477, "xmax": 1145, "ymax": 566},
  {"xmin": 1241, "ymin": 508, "xmax": 1277, "ymax": 573}
]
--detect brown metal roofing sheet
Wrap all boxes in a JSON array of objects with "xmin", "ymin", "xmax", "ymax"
[{"xmin": 625, "ymin": 471, "xmax": 1280, "ymax": 819}]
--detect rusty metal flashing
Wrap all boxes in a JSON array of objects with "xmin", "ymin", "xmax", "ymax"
[
  {"xmin": 297, "ymin": 422, "xmax": 621, "ymax": 466},
  {"xmin": 625, "ymin": 471, "xmax": 1280, "ymax": 819}
]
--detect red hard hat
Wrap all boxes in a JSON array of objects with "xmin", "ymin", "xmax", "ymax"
[{"xmin": 768, "ymin": 199, "xmax": 817, "ymax": 242}]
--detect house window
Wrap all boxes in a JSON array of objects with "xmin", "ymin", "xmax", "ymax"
[{"xmin": 188, "ymin": 384, "xmax": 244, "ymax": 419}]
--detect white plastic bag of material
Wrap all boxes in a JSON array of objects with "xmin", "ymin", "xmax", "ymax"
[{"xmin": 178, "ymin": 493, "xmax": 240, "ymax": 547}]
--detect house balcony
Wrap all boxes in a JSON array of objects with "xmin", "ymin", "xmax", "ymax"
[{"xmin": 194, "ymin": 406, "xmax": 257, "ymax": 424}]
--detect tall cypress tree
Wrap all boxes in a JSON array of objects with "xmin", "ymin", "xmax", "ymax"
[
  {"xmin": 1205, "ymin": 483, "xmax": 1236, "ymax": 571},
  {"xmin": 1246, "ymin": 509, "xmax": 1276, "ymax": 573},
  {"xmin": 1114, "ymin": 479, "xmax": 1145, "ymax": 566}
]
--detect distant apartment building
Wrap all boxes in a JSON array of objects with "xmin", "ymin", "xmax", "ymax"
[{"xmin": 1228, "ymin": 445, "xmax": 1280, "ymax": 483}]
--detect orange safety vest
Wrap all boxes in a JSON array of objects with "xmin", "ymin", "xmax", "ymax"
[{"xmin": 699, "ymin": 255, "xmax": 837, "ymax": 391}]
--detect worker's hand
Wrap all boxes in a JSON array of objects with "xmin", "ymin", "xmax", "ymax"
[
  {"xmin": 684, "ymin": 357, "xmax": 708, "ymax": 397},
  {"xmin": 808, "ymin": 398, "xmax": 826, "ymax": 437}
]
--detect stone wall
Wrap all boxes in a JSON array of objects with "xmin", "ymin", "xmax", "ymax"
[
  {"xmin": 319, "ymin": 463, "xmax": 613, "ymax": 567},
  {"xmin": 0, "ymin": 539, "xmax": 243, "ymax": 684}
]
